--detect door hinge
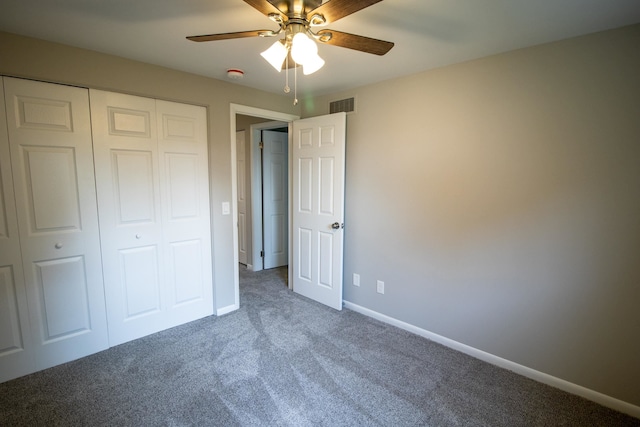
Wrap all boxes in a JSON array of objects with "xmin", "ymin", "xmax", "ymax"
[
  {"xmin": 260, "ymin": 250, "xmax": 264, "ymax": 257},
  {"xmin": 259, "ymin": 142, "xmax": 264, "ymax": 149}
]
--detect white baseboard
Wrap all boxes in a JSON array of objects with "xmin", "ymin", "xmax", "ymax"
[
  {"xmin": 216, "ymin": 303, "xmax": 238, "ymax": 316},
  {"xmin": 343, "ymin": 300, "xmax": 640, "ymax": 419},
  {"xmin": 246, "ymin": 264, "xmax": 253, "ymax": 271}
]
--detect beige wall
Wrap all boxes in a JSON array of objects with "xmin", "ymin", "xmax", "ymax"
[
  {"xmin": 304, "ymin": 24, "xmax": 640, "ymax": 407},
  {"xmin": 0, "ymin": 31, "xmax": 300, "ymax": 311}
]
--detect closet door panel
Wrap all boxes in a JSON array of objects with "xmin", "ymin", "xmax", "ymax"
[
  {"xmin": 118, "ymin": 245, "xmax": 161, "ymax": 317},
  {"xmin": 90, "ymin": 90, "xmax": 165, "ymax": 346},
  {"xmin": 4, "ymin": 77, "xmax": 108, "ymax": 370},
  {"xmin": 21, "ymin": 146, "xmax": 80, "ymax": 232},
  {"xmin": 112, "ymin": 150, "xmax": 156, "ymax": 223},
  {"xmin": 33, "ymin": 256, "xmax": 91, "ymax": 339},
  {"xmin": 169, "ymin": 239, "xmax": 203, "ymax": 304},
  {"xmin": 156, "ymin": 100, "xmax": 212, "ymax": 325},
  {"xmin": 0, "ymin": 78, "xmax": 35, "ymax": 382},
  {"xmin": 0, "ymin": 268, "xmax": 25, "ymax": 353}
]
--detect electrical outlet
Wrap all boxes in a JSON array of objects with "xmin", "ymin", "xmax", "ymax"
[
  {"xmin": 376, "ymin": 280, "xmax": 385, "ymax": 294},
  {"xmin": 353, "ymin": 273, "xmax": 360, "ymax": 287}
]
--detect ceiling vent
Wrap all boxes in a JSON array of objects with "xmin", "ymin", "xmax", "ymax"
[{"xmin": 330, "ymin": 97, "xmax": 356, "ymax": 114}]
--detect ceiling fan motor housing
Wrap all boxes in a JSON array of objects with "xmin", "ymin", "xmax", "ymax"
[{"xmin": 269, "ymin": 0, "xmax": 324, "ymax": 18}]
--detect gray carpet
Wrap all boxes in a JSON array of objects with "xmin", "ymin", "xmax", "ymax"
[{"xmin": 0, "ymin": 265, "xmax": 638, "ymax": 426}]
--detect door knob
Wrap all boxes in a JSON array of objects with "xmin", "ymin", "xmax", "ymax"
[
  {"xmin": 135, "ymin": 234, "xmax": 142, "ymax": 239},
  {"xmin": 54, "ymin": 243, "xmax": 63, "ymax": 249},
  {"xmin": 331, "ymin": 222, "xmax": 340, "ymax": 230}
]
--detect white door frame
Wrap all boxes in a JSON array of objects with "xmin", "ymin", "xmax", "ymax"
[
  {"xmin": 249, "ymin": 121, "xmax": 288, "ymax": 272},
  {"xmin": 230, "ymin": 104, "xmax": 299, "ymax": 310}
]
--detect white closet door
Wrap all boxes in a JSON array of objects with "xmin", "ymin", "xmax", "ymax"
[
  {"xmin": 90, "ymin": 90, "xmax": 165, "ymax": 346},
  {"xmin": 91, "ymin": 92, "xmax": 212, "ymax": 346},
  {"xmin": 0, "ymin": 78, "xmax": 35, "ymax": 382},
  {"xmin": 3, "ymin": 77, "xmax": 109, "ymax": 369},
  {"xmin": 156, "ymin": 100, "xmax": 212, "ymax": 325}
]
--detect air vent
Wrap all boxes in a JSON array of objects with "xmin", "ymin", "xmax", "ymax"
[{"xmin": 329, "ymin": 97, "xmax": 356, "ymax": 114}]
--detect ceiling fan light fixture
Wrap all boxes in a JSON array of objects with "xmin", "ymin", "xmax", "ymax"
[
  {"xmin": 187, "ymin": 0, "xmax": 394, "ymax": 103},
  {"xmin": 290, "ymin": 32, "xmax": 314, "ymax": 64},
  {"xmin": 293, "ymin": 32, "xmax": 324, "ymax": 75},
  {"xmin": 261, "ymin": 39, "xmax": 288, "ymax": 71},
  {"xmin": 302, "ymin": 54, "xmax": 324, "ymax": 75}
]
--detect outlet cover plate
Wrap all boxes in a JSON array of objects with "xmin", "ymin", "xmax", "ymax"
[{"xmin": 353, "ymin": 273, "xmax": 360, "ymax": 286}]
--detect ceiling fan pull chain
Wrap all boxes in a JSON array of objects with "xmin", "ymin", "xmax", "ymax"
[
  {"xmin": 294, "ymin": 61, "xmax": 298, "ymax": 105},
  {"xmin": 284, "ymin": 54, "xmax": 290, "ymax": 94}
]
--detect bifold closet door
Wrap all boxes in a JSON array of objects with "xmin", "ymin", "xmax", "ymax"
[
  {"xmin": 156, "ymin": 100, "xmax": 212, "ymax": 328},
  {"xmin": 90, "ymin": 91, "xmax": 164, "ymax": 346},
  {"xmin": 0, "ymin": 78, "xmax": 34, "ymax": 382},
  {"xmin": 90, "ymin": 90, "xmax": 212, "ymax": 346},
  {"xmin": 2, "ymin": 77, "xmax": 109, "ymax": 370}
]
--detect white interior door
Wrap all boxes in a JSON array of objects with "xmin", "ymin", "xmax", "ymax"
[
  {"xmin": 156, "ymin": 99, "xmax": 213, "ymax": 327},
  {"xmin": 90, "ymin": 90, "xmax": 212, "ymax": 346},
  {"xmin": 262, "ymin": 130, "xmax": 289, "ymax": 269},
  {"xmin": 90, "ymin": 90, "xmax": 164, "ymax": 346},
  {"xmin": 0, "ymin": 78, "xmax": 35, "ymax": 382},
  {"xmin": 236, "ymin": 130, "xmax": 248, "ymax": 265},
  {"xmin": 248, "ymin": 120, "xmax": 288, "ymax": 272},
  {"xmin": 3, "ymin": 77, "xmax": 109, "ymax": 369},
  {"xmin": 292, "ymin": 112, "xmax": 346, "ymax": 310}
]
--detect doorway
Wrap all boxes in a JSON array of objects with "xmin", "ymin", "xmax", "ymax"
[
  {"xmin": 230, "ymin": 105, "xmax": 347, "ymax": 312},
  {"xmin": 230, "ymin": 104, "xmax": 299, "ymax": 310},
  {"xmin": 258, "ymin": 126, "xmax": 289, "ymax": 270},
  {"xmin": 237, "ymin": 119, "xmax": 289, "ymax": 272}
]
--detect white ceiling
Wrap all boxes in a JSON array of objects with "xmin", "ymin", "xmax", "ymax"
[{"xmin": 1, "ymin": 0, "xmax": 639, "ymax": 97}]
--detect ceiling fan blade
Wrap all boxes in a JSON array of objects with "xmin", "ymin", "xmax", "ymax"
[
  {"xmin": 242, "ymin": 0, "xmax": 286, "ymax": 17},
  {"xmin": 308, "ymin": 0, "xmax": 383, "ymax": 25},
  {"xmin": 186, "ymin": 30, "xmax": 270, "ymax": 42},
  {"xmin": 316, "ymin": 30, "xmax": 394, "ymax": 55}
]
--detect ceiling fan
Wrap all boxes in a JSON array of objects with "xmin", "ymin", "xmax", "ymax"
[{"xmin": 186, "ymin": 0, "xmax": 394, "ymax": 74}]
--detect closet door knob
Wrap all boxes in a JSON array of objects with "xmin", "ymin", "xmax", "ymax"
[
  {"xmin": 135, "ymin": 234, "xmax": 142, "ymax": 239},
  {"xmin": 54, "ymin": 243, "xmax": 63, "ymax": 249}
]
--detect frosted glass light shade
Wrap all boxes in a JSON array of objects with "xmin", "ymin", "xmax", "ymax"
[
  {"xmin": 261, "ymin": 32, "xmax": 324, "ymax": 75},
  {"xmin": 291, "ymin": 32, "xmax": 316, "ymax": 64},
  {"xmin": 261, "ymin": 40, "xmax": 288, "ymax": 71},
  {"xmin": 291, "ymin": 32, "xmax": 324, "ymax": 74},
  {"xmin": 302, "ymin": 53, "xmax": 325, "ymax": 75}
]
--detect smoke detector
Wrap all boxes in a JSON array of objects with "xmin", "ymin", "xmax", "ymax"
[{"xmin": 227, "ymin": 69, "xmax": 244, "ymax": 80}]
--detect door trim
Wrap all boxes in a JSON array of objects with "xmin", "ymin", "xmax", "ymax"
[{"xmin": 229, "ymin": 104, "xmax": 299, "ymax": 312}]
